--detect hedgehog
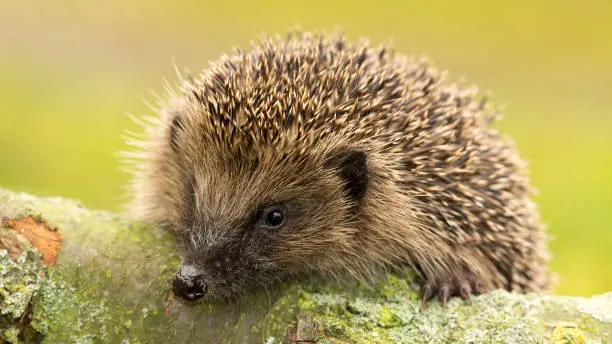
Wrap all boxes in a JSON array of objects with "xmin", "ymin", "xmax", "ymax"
[{"xmin": 123, "ymin": 31, "xmax": 550, "ymax": 309}]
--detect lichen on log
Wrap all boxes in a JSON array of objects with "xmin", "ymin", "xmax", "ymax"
[{"xmin": 0, "ymin": 188, "xmax": 611, "ymax": 343}]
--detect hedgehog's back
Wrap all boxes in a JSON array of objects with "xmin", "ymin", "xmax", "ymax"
[{"xmin": 172, "ymin": 31, "xmax": 488, "ymax": 153}]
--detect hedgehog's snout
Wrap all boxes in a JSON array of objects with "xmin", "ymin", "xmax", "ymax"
[{"xmin": 173, "ymin": 265, "xmax": 208, "ymax": 302}]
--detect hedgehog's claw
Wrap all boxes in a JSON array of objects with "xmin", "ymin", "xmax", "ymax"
[
  {"xmin": 419, "ymin": 283, "xmax": 434, "ymax": 311},
  {"xmin": 439, "ymin": 284, "xmax": 450, "ymax": 310},
  {"xmin": 459, "ymin": 282, "xmax": 473, "ymax": 305},
  {"xmin": 418, "ymin": 269, "xmax": 483, "ymax": 311}
]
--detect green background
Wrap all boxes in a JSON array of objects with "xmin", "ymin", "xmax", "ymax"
[{"xmin": 1, "ymin": 0, "xmax": 610, "ymax": 297}]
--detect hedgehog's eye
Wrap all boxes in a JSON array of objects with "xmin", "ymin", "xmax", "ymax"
[{"xmin": 258, "ymin": 204, "xmax": 287, "ymax": 229}]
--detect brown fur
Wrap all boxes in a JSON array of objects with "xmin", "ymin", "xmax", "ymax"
[{"xmin": 122, "ymin": 31, "xmax": 550, "ymax": 302}]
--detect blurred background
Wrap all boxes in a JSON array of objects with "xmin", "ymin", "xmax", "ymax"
[{"xmin": 1, "ymin": 0, "xmax": 610, "ymax": 297}]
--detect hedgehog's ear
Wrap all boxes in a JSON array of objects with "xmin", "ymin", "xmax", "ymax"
[{"xmin": 325, "ymin": 149, "xmax": 369, "ymax": 201}]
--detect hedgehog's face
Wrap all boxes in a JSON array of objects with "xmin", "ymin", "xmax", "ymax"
[{"xmin": 166, "ymin": 133, "xmax": 369, "ymax": 302}]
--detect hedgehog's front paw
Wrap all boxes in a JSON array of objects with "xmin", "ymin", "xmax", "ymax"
[{"xmin": 418, "ymin": 268, "xmax": 484, "ymax": 311}]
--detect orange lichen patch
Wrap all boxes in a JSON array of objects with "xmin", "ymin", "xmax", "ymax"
[{"xmin": 1, "ymin": 216, "xmax": 61, "ymax": 265}]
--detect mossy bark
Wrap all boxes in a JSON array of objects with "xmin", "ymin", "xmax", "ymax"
[{"xmin": 0, "ymin": 188, "xmax": 611, "ymax": 344}]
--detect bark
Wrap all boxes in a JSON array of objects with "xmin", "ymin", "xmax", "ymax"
[{"xmin": 0, "ymin": 188, "xmax": 611, "ymax": 344}]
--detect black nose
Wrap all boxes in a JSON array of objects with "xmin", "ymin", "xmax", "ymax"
[{"xmin": 172, "ymin": 266, "xmax": 208, "ymax": 302}]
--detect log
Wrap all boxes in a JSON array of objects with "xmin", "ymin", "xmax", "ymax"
[{"xmin": 1, "ymin": 188, "xmax": 611, "ymax": 343}]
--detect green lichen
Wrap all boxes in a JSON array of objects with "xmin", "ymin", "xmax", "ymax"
[
  {"xmin": 4, "ymin": 326, "xmax": 20, "ymax": 344},
  {"xmin": 256, "ymin": 274, "xmax": 610, "ymax": 344},
  {"xmin": 31, "ymin": 268, "xmax": 131, "ymax": 342},
  {"xmin": 377, "ymin": 307, "xmax": 402, "ymax": 328},
  {"xmin": 0, "ymin": 246, "xmax": 45, "ymax": 343},
  {"xmin": 544, "ymin": 321, "xmax": 587, "ymax": 344},
  {"xmin": 0, "ymin": 249, "xmax": 44, "ymax": 318}
]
